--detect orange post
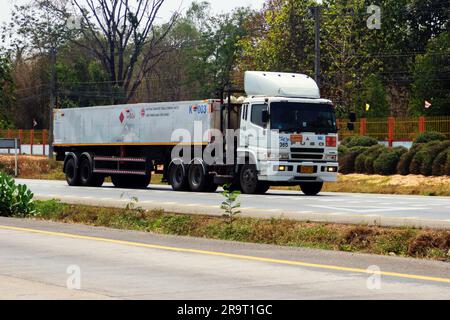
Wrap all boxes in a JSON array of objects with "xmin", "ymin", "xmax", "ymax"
[
  {"xmin": 30, "ymin": 130, "xmax": 34, "ymax": 155},
  {"xmin": 388, "ymin": 117, "xmax": 395, "ymax": 147},
  {"xmin": 419, "ymin": 116, "xmax": 426, "ymax": 133},
  {"xmin": 359, "ymin": 118, "xmax": 367, "ymax": 136},
  {"xmin": 19, "ymin": 130, "xmax": 23, "ymax": 154},
  {"xmin": 42, "ymin": 129, "xmax": 47, "ymax": 156}
]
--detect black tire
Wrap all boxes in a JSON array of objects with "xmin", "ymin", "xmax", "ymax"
[
  {"xmin": 131, "ymin": 174, "xmax": 151, "ymax": 189},
  {"xmin": 65, "ymin": 158, "xmax": 80, "ymax": 186},
  {"xmin": 240, "ymin": 164, "xmax": 260, "ymax": 194},
  {"xmin": 111, "ymin": 175, "xmax": 150, "ymax": 189},
  {"xmin": 169, "ymin": 164, "xmax": 189, "ymax": 191},
  {"xmin": 111, "ymin": 175, "xmax": 128, "ymax": 188},
  {"xmin": 256, "ymin": 182, "xmax": 270, "ymax": 195},
  {"xmin": 188, "ymin": 164, "xmax": 217, "ymax": 192},
  {"xmin": 79, "ymin": 158, "xmax": 104, "ymax": 187},
  {"xmin": 300, "ymin": 182, "xmax": 324, "ymax": 196}
]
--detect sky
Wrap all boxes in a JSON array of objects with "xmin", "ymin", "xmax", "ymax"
[{"xmin": 0, "ymin": 0, "xmax": 266, "ymax": 25}]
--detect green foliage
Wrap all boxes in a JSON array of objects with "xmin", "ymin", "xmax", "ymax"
[
  {"xmin": 354, "ymin": 144, "xmax": 385, "ymax": 173},
  {"xmin": 364, "ymin": 145, "xmax": 387, "ymax": 174},
  {"xmin": 0, "ymin": 54, "xmax": 14, "ymax": 125},
  {"xmin": 419, "ymin": 141, "xmax": 450, "ymax": 176},
  {"xmin": 0, "ymin": 173, "xmax": 35, "ymax": 217},
  {"xmin": 359, "ymin": 75, "xmax": 389, "ymax": 118},
  {"xmin": 414, "ymin": 132, "xmax": 447, "ymax": 144},
  {"xmin": 410, "ymin": 141, "xmax": 442, "ymax": 175},
  {"xmin": 341, "ymin": 136, "xmax": 379, "ymax": 148},
  {"xmin": 397, "ymin": 143, "xmax": 425, "ymax": 175},
  {"xmin": 410, "ymin": 32, "xmax": 450, "ymax": 116},
  {"xmin": 339, "ymin": 146, "xmax": 368, "ymax": 174},
  {"xmin": 373, "ymin": 150, "xmax": 401, "ymax": 176},
  {"xmin": 432, "ymin": 148, "xmax": 450, "ymax": 176},
  {"xmin": 220, "ymin": 184, "xmax": 241, "ymax": 226}
]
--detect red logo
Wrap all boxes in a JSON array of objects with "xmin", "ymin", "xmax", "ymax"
[
  {"xmin": 119, "ymin": 112, "xmax": 125, "ymax": 123},
  {"xmin": 141, "ymin": 108, "xmax": 146, "ymax": 118}
]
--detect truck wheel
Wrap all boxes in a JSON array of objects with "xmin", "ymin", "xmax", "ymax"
[
  {"xmin": 111, "ymin": 175, "xmax": 128, "ymax": 188},
  {"xmin": 65, "ymin": 158, "xmax": 80, "ymax": 186},
  {"xmin": 79, "ymin": 158, "xmax": 104, "ymax": 187},
  {"xmin": 300, "ymin": 182, "xmax": 324, "ymax": 196},
  {"xmin": 169, "ymin": 164, "xmax": 189, "ymax": 191},
  {"xmin": 188, "ymin": 164, "xmax": 216, "ymax": 192},
  {"xmin": 240, "ymin": 164, "xmax": 260, "ymax": 194},
  {"xmin": 130, "ymin": 174, "xmax": 151, "ymax": 189},
  {"xmin": 256, "ymin": 182, "xmax": 270, "ymax": 195}
]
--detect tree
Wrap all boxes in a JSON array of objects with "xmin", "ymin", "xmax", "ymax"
[
  {"xmin": 70, "ymin": 0, "xmax": 178, "ymax": 103},
  {"xmin": 359, "ymin": 74, "xmax": 389, "ymax": 118},
  {"xmin": 0, "ymin": 54, "xmax": 14, "ymax": 129},
  {"xmin": 409, "ymin": 31, "xmax": 450, "ymax": 116}
]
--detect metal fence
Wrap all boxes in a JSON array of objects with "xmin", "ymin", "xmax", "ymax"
[
  {"xmin": 338, "ymin": 116, "xmax": 450, "ymax": 145},
  {"xmin": 0, "ymin": 129, "xmax": 48, "ymax": 155}
]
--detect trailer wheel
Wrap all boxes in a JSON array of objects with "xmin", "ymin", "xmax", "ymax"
[
  {"xmin": 65, "ymin": 158, "xmax": 80, "ymax": 186},
  {"xmin": 240, "ymin": 164, "xmax": 260, "ymax": 194},
  {"xmin": 300, "ymin": 182, "xmax": 324, "ymax": 196},
  {"xmin": 79, "ymin": 158, "xmax": 104, "ymax": 187},
  {"xmin": 188, "ymin": 164, "xmax": 216, "ymax": 192},
  {"xmin": 169, "ymin": 164, "xmax": 189, "ymax": 191},
  {"xmin": 131, "ymin": 174, "xmax": 151, "ymax": 189}
]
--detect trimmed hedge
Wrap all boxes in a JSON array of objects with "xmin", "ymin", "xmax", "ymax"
[
  {"xmin": 373, "ymin": 150, "xmax": 401, "ymax": 175},
  {"xmin": 414, "ymin": 132, "xmax": 447, "ymax": 144},
  {"xmin": 341, "ymin": 136, "xmax": 379, "ymax": 148},
  {"xmin": 397, "ymin": 144, "xmax": 425, "ymax": 176},
  {"xmin": 354, "ymin": 145, "xmax": 386, "ymax": 174},
  {"xmin": 339, "ymin": 146, "xmax": 368, "ymax": 174},
  {"xmin": 339, "ymin": 136, "xmax": 450, "ymax": 176}
]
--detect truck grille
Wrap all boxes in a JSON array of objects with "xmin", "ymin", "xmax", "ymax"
[
  {"xmin": 291, "ymin": 148, "xmax": 324, "ymax": 153},
  {"xmin": 291, "ymin": 154, "xmax": 324, "ymax": 160}
]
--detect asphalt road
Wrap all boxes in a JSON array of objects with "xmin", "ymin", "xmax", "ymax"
[
  {"xmin": 19, "ymin": 179, "xmax": 450, "ymax": 229},
  {"xmin": 1, "ymin": 217, "xmax": 450, "ymax": 300}
]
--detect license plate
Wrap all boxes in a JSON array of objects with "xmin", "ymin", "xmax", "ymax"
[{"xmin": 300, "ymin": 166, "xmax": 315, "ymax": 174}]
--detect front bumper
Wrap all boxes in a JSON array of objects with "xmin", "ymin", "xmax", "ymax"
[{"xmin": 258, "ymin": 161, "xmax": 338, "ymax": 183}]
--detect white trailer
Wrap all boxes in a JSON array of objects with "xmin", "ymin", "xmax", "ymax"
[{"xmin": 54, "ymin": 71, "xmax": 340, "ymax": 195}]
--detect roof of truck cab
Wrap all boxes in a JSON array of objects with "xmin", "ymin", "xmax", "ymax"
[{"xmin": 244, "ymin": 96, "xmax": 333, "ymax": 105}]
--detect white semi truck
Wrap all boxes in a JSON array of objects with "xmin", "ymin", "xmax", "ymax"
[{"xmin": 54, "ymin": 71, "xmax": 339, "ymax": 195}]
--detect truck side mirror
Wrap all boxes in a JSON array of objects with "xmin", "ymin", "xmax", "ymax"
[
  {"xmin": 262, "ymin": 110, "xmax": 270, "ymax": 123},
  {"xmin": 347, "ymin": 123, "xmax": 355, "ymax": 131},
  {"xmin": 349, "ymin": 112, "xmax": 357, "ymax": 123}
]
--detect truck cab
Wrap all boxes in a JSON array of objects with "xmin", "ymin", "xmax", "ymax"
[{"xmin": 231, "ymin": 71, "xmax": 338, "ymax": 195}]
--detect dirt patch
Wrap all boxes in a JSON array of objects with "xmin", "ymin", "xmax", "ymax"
[{"xmin": 0, "ymin": 155, "xmax": 63, "ymax": 180}]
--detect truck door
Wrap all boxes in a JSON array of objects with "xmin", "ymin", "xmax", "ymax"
[{"xmin": 247, "ymin": 104, "xmax": 268, "ymax": 152}]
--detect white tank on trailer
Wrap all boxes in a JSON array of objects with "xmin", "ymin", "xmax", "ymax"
[{"xmin": 244, "ymin": 71, "xmax": 320, "ymax": 99}]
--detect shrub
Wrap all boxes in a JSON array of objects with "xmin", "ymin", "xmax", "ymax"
[
  {"xmin": 342, "ymin": 136, "xmax": 378, "ymax": 148},
  {"xmin": 364, "ymin": 145, "xmax": 387, "ymax": 174},
  {"xmin": 432, "ymin": 149, "xmax": 449, "ymax": 176},
  {"xmin": 338, "ymin": 145, "xmax": 349, "ymax": 156},
  {"xmin": 339, "ymin": 146, "xmax": 368, "ymax": 174},
  {"xmin": 354, "ymin": 144, "xmax": 385, "ymax": 173},
  {"xmin": 410, "ymin": 141, "xmax": 445, "ymax": 175},
  {"xmin": 419, "ymin": 141, "xmax": 450, "ymax": 176},
  {"xmin": 397, "ymin": 143, "xmax": 425, "ymax": 176},
  {"xmin": 392, "ymin": 146, "xmax": 408, "ymax": 157},
  {"xmin": 414, "ymin": 132, "xmax": 447, "ymax": 144},
  {"xmin": 444, "ymin": 150, "xmax": 450, "ymax": 176},
  {"xmin": 373, "ymin": 150, "xmax": 401, "ymax": 175},
  {"xmin": 0, "ymin": 173, "xmax": 35, "ymax": 217}
]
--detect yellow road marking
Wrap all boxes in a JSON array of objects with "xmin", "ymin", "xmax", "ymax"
[{"xmin": 1, "ymin": 224, "xmax": 450, "ymax": 285}]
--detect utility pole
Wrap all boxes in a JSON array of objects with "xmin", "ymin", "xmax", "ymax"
[
  {"xmin": 48, "ymin": 47, "xmax": 57, "ymax": 159},
  {"xmin": 312, "ymin": 6, "xmax": 321, "ymax": 88}
]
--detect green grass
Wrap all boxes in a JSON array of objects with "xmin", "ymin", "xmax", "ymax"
[{"xmin": 31, "ymin": 200, "xmax": 450, "ymax": 262}]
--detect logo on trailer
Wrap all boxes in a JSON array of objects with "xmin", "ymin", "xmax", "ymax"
[
  {"xmin": 189, "ymin": 104, "xmax": 208, "ymax": 115},
  {"xmin": 141, "ymin": 108, "xmax": 146, "ymax": 118},
  {"xmin": 119, "ymin": 109, "xmax": 136, "ymax": 124}
]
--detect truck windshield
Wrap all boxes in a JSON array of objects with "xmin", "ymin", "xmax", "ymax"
[{"xmin": 270, "ymin": 102, "xmax": 337, "ymax": 134}]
